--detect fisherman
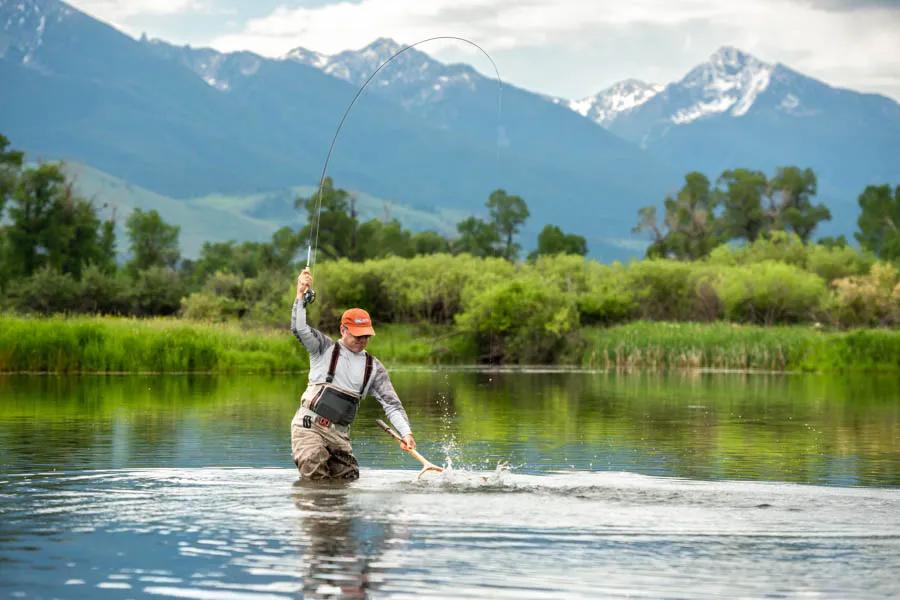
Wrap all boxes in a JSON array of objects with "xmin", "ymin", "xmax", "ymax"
[{"xmin": 291, "ymin": 267, "xmax": 416, "ymax": 480}]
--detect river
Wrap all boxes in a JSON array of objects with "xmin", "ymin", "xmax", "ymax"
[{"xmin": 1, "ymin": 371, "xmax": 898, "ymax": 598}]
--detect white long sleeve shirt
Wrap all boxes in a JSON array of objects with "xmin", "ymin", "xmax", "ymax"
[{"xmin": 291, "ymin": 299, "xmax": 412, "ymax": 436}]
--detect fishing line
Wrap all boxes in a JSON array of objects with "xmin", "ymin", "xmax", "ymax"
[{"xmin": 305, "ymin": 35, "xmax": 504, "ymax": 275}]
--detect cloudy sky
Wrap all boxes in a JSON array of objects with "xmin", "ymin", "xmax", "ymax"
[{"xmin": 67, "ymin": 0, "xmax": 900, "ymax": 101}]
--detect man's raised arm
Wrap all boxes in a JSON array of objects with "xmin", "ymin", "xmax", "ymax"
[{"xmin": 291, "ymin": 268, "xmax": 331, "ymax": 357}]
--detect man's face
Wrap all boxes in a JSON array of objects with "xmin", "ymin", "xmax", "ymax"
[{"xmin": 340, "ymin": 325, "xmax": 371, "ymax": 353}]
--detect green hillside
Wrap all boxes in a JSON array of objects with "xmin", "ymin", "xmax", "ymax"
[
  {"xmin": 67, "ymin": 163, "xmax": 277, "ymax": 258},
  {"xmin": 67, "ymin": 163, "xmax": 462, "ymax": 259}
]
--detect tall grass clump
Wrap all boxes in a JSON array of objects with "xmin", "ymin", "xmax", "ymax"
[
  {"xmin": 582, "ymin": 321, "xmax": 899, "ymax": 372},
  {"xmin": 0, "ymin": 314, "xmax": 307, "ymax": 373}
]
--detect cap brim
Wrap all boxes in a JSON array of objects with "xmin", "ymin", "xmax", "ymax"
[{"xmin": 346, "ymin": 325, "xmax": 375, "ymax": 337}]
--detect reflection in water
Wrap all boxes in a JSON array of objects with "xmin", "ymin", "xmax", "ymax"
[
  {"xmin": 0, "ymin": 371, "xmax": 897, "ymax": 484},
  {"xmin": 292, "ymin": 480, "xmax": 391, "ymax": 599},
  {"xmin": 0, "ymin": 468, "xmax": 898, "ymax": 599}
]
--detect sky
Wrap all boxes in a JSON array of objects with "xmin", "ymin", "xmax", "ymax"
[{"xmin": 66, "ymin": 0, "xmax": 900, "ymax": 101}]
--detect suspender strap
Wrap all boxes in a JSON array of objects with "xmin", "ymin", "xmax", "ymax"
[
  {"xmin": 326, "ymin": 344, "xmax": 372, "ymax": 393},
  {"xmin": 360, "ymin": 352, "xmax": 373, "ymax": 396},
  {"xmin": 326, "ymin": 343, "xmax": 340, "ymax": 383}
]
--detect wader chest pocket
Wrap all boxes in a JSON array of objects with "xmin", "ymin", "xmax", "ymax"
[{"xmin": 311, "ymin": 386, "xmax": 360, "ymax": 426}]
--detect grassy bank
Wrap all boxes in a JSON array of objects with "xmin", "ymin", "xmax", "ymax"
[
  {"xmin": 583, "ymin": 321, "xmax": 900, "ymax": 372},
  {"xmin": 0, "ymin": 314, "xmax": 307, "ymax": 373},
  {"xmin": 2, "ymin": 314, "xmax": 899, "ymax": 373}
]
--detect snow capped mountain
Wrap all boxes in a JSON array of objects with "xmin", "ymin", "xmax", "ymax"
[
  {"xmin": 668, "ymin": 46, "xmax": 774, "ymax": 124},
  {"xmin": 142, "ymin": 37, "xmax": 262, "ymax": 91},
  {"xmin": 285, "ymin": 37, "xmax": 482, "ymax": 108},
  {"xmin": 567, "ymin": 47, "xmax": 776, "ymax": 130},
  {"xmin": 562, "ymin": 79, "xmax": 663, "ymax": 127},
  {"xmin": 288, "ymin": 37, "xmax": 431, "ymax": 86},
  {"xmin": 596, "ymin": 44, "xmax": 900, "ymax": 235}
]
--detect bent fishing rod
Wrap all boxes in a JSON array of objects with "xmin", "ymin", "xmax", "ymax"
[{"xmin": 301, "ymin": 35, "xmax": 503, "ymax": 308}]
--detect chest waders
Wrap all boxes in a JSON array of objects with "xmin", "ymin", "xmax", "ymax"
[{"xmin": 309, "ymin": 344, "xmax": 374, "ymax": 427}]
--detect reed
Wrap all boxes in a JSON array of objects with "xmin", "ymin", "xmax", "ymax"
[
  {"xmin": 582, "ymin": 321, "xmax": 900, "ymax": 372},
  {"xmin": 0, "ymin": 314, "xmax": 306, "ymax": 373},
  {"xmin": 1, "ymin": 314, "xmax": 896, "ymax": 373}
]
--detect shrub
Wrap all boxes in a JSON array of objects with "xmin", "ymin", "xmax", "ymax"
[
  {"xmin": 831, "ymin": 262, "xmax": 900, "ymax": 327},
  {"xmin": 131, "ymin": 267, "xmax": 185, "ymax": 316},
  {"xmin": 577, "ymin": 261, "xmax": 636, "ymax": 325},
  {"xmin": 4, "ymin": 266, "xmax": 79, "ymax": 314},
  {"xmin": 456, "ymin": 277, "xmax": 579, "ymax": 363},
  {"xmin": 181, "ymin": 292, "xmax": 231, "ymax": 322},
  {"xmin": 242, "ymin": 270, "xmax": 294, "ymax": 328},
  {"xmin": 723, "ymin": 231, "xmax": 810, "ymax": 267},
  {"xmin": 623, "ymin": 259, "xmax": 697, "ymax": 320},
  {"xmin": 76, "ymin": 264, "xmax": 130, "ymax": 315},
  {"xmin": 714, "ymin": 261, "xmax": 827, "ymax": 324},
  {"xmin": 807, "ymin": 243, "xmax": 874, "ymax": 283}
]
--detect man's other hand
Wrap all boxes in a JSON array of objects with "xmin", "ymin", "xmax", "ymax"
[{"xmin": 400, "ymin": 434, "xmax": 416, "ymax": 452}]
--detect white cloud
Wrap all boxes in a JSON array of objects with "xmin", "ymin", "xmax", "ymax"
[
  {"xmin": 68, "ymin": 0, "xmax": 208, "ymax": 21},
  {"xmin": 202, "ymin": 0, "xmax": 900, "ymax": 99},
  {"xmin": 69, "ymin": 0, "xmax": 900, "ymax": 101},
  {"xmin": 209, "ymin": 0, "xmax": 735, "ymax": 55}
]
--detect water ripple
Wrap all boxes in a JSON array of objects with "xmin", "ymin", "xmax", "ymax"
[{"xmin": 1, "ymin": 468, "xmax": 898, "ymax": 599}]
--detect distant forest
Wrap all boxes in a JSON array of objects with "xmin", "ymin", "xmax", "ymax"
[{"xmin": 1, "ymin": 134, "xmax": 898, "ymax": 342}]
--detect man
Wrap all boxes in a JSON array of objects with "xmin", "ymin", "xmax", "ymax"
[{"xmin": 291, "ymin": 267, "xmax": 415, "ymax": 480}]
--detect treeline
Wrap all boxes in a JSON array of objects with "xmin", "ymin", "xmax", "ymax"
[
  {"xmin": 633, "ymin": 167, "xmax": 899, "ymax": 261},
  {"xmin": 2, "ymin": 133, "xmax": 899, "ymax": 360},
  {"xmin": 0, "ymin": 134, "xmax": 584, "ymax": 320},
  {"xmin": 296, "ymin": 178, "xmax": 585, "ymax": 261}
]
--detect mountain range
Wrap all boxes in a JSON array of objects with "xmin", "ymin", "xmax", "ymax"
[{"xmin": 2, "ymin": 0, "xmax": 898, "ymax": 258}]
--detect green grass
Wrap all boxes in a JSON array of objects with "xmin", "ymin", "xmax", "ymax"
[
  {"xmin": 0, "ymin": 314, "xmax": 306, "ymax": 373},
  {"xmin": 582, "ymin": 321, "xmax": 900, "ymax": 372},
  {"xmin": 1, "ymin": 315, "xmax": 897, "ymax": 373}
]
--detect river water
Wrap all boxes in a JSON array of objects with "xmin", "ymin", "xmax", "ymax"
[{"xmin": 1, "ymin": 371, "xmax": 898, "ymax": 598}]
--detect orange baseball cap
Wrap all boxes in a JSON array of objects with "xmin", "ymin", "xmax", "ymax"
[{"xmin": 341, "ymin": 308, "xmax": 376, "ymax": 337}]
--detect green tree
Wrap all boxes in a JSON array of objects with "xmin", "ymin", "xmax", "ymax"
[
  {"xmin": 187, "ymin": 228, "xmax": 300, "ymax": 286},
  {"xmin": 125, "ymin": 208, "xmax": 180, "ymax": 273},
  {"xmin": 411, "ymin": 230, "xmax": 450, "ymax": 255},
  {"xmin": 486, "ymin": 189, "xmax": 529, "ymax": 261},
  {"xmin": 0, "ymin": 134, "xmax": 24, "ymax": 218},
  {"xmin": 266, "ymin": 226, "xmax": 303, "ymax": 270},
  {"xmin": 817, "ymin": 235, "xmax": 849, "ymax": 249},
  {"xmin": 5, "ymin": 163, "xmax": 111, "ymax": 279},
  {"xmin": 855, "ymin": 184, "xmax": 900, "ymax": 261},
  {"xmin": 529, "ymin": 224, "xmax": 587, "ymax": 259},
  {"xmin": 98, "ymin": 216, "xmax": 117, "ymax": 273},
  {"xmin": 355, "ymin": 219, "xmax": 414, "ymax": 260},
  {"xmin": 768, "ymin": 166, "xmax": 830, "ymax": 242},
  {"xmin": 718, "ymin": 168, "xmax": 768, "ymax": 242},
  {"xmin": 634, "ymin": 172, "xmax": 721, "ymax": 260},
  {"xmin": 453, "ymin": 216, "xmax": 500, "ymax": 257},
  {"xmin": 296, "ymin": 177, "xmax": 358, "ymax": 260}
]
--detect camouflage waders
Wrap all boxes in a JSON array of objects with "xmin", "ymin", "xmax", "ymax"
[{"xmin": 291, "ymin": 390, "xmax": 360, "ymax": 481}]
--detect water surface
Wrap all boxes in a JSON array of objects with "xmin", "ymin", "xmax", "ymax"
[{"xmin": 1, "ymin": 371, "xmax": 898, "ymax": 598}]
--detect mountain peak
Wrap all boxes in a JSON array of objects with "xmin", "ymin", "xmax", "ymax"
[
  {"xmin": 670, "ymin": 46, "xmax": 774, "ymax": 123},
  {"xmin": 284, "ymin": 45, "xmax": 328, "ymax": 68},
  {"xmin": 567, "ymin": 78, "xmax": 662, "ymax": 127},
  {"xmin": 362, "ymin": 37, "xmax": 405, "ymax": 57},
  {"xmin": 709, "ymin": 46, "xmax": 760, "ymax": 69}
]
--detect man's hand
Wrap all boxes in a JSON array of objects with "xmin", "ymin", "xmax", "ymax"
[
  {"xmin": 296, "ymin": 268, "xmax": 313, "ymax": 299},
  {"xmin": 400, "ymin": 433, "xmax": 416, "ymax": 452}
]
